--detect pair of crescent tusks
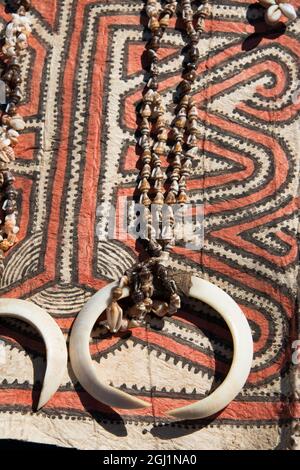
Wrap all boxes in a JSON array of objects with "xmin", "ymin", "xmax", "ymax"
[
  {"xmin": 69, "ymin": 276, "xmax": 253, "ymax": 420},
  {"xmin": 0, "ymin": 276, "xmax": 253, "ymax": 420}
]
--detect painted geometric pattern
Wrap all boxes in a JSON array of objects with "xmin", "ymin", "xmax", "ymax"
[{"xmin": 0, "ymin": 0, "xmax": 299, "ymax": 449}]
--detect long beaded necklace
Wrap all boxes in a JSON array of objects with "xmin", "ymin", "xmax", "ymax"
[
  {"xmin": 0, "ymin": 0, "xmax": 68, "ymax": 411},
  {"xmin": 104, "ymin": 0, "xmax": 210, "ymax": 332},
  {"xmin": 0, "ymin": 1, "xmax": 31, "ymax": 275}
]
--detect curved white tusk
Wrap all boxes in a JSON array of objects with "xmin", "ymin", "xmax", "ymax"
[
  {"xmin": 167, "ymin": 276, "xmax": 253, "ymax": 420},
  {"xmin": 0, "ymin": 299, "xmax": 68, "ymax": 410},
  {"xmin": 69, "ymin": 276, "xmax": 253, "ymax": 417},
  {"xmin": 279, "ymin": 3, "xmax": 297, "ymax": 21},
  {"xmin": 69, "ymin": 282, "xmax": 151, "ymax": 409}
]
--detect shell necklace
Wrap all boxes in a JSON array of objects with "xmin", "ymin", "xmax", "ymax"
[
  {"xmin": 0, "ymin": 1, "xmax": 67, "ymax": 410},
  {"xmin": 69, "ymin": 0, "xmax": 253, "ymax": 421}
]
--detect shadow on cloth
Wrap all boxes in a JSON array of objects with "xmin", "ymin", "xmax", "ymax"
[
  {"xmin": 243, "ymin": 4, "xmax": 286, "ymax": 51},
  {"xmin": 150, "ymin": 414, "xmax": 218, "ymax": 440}
]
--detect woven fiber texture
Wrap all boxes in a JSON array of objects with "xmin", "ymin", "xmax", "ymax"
[{"xmin": 0, "ymin": 0, "xmax": 299, "ymax": 450}]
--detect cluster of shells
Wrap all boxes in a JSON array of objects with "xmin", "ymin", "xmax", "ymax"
[
  {"xmin": 1, "ymin": 12, "xmax": 29, "ymax": 166},
  {"xmin": 0, "ymin": 113, "xmax": 25, "ymax": 166},
  {"xmin": 258, "ymin": 0, "xmax": 297, "ymax": 24},
  {"xmin": 2, "ymin": 12, "xmax": 31, "ymax": 56},
  {"xmin": 101, "ymin": 252, "xmax": 181, "ymax": 334}
]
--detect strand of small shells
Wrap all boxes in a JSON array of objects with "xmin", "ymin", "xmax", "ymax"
[
  {"xmin": 0, "ymin": 0, "xmax": 31, "ymax": 275},
  {"xmin": 138, "ymin": 0, "xmax": 176, "ymax": 256},
  {"xmin": 102, "ymin": 0, "xmax": 210, "ymax": 335},
  {"xmin": 165, "ymin": 0, "xmax": 208, "ymax": 208},
  {"xmin": 138, "ymin": 0, "xmax": 209, "ymax": 253},
  {"xmin": 258, "ymin": 0, "xmax": 297, "ymax": 25}
]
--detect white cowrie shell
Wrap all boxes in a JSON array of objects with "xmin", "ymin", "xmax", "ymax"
[
  {"xmin": 7, "ymin": 129, "xmax": 19, "ymax": 138},
  {"xmin": 279, "ymin": 3, "xmax": 297, "ymax": 20},
  {"xmin": 265, "ymin": 4, "xmax": 282, "ymax": 23},
  {"xmin": 106, "ymin": 301, "xmax": 123, "ymax": 333},
  {"xmin": 10, "ymin": 117, "xmax": 25, "ymax": 131},
  {"xmin": 5, "ymin": 23, "xmax": 16, "ymax": 36}
]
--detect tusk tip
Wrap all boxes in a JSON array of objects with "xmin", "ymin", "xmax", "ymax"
[
  {"xmin": 37, "ymin": 389, "xmax": 53, "ymax": 411},
  {"xmin": 166, "ymin": 409, "xmax": 178, "ymax": 418},
  {"xmin": 36, "ymin": 397, "xmax": 48, "ymax": 411},
  {"xmin": 36, "ymin": 402, "xmax": 44, "ymax": 411},
  {"xmin": 165, "ymin": 408, "xmax": 193, "ymax": 420},
  {"xmin": 144, "ymin": 401, "xmax": 152, "ymax": 408}
]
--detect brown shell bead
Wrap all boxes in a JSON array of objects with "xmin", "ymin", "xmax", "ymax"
[
  {"xmin": 140, "ymin": 193, "xmax": 152, "ymax": 206},
  {"xmin": 139, "ymin": 178, "xmax": 151, "ymax": 192},
  {"xmin": 159, "ymin": 13, "xmax": 170, "ymax": 28},
  {"xmin": 172, "ymin": 141, "xmax": 182, "ymax": 154},
  {"xmin": 154, "ymin": 178, "xmax": 163, "ymax": 191},
  {"xmin": 188, "ymin": 105, "xmax": 198, "ymax": 118},
  {"xmin": 157, "ymin": 128, "xmax": 168, "ymax": 141},
  {"xmin": 142, "ymin": 149, "xmax": 151, "ymax": 163},
  {"xmin": 141, "ymin": 164, "xmax": 151, "ymax": 178},
  {"xmin": 153, "ymin": 141, "xmax": 166, "ymax": 155},
  {"xmin": 186, "ymin": 22, "xmax": 195, "ymax": 35},
  {"xmin": 23, "ymin": 1, "xmax": 31, "ymax": 10},
  {"xmin": 153, "ymin": 191, "xmax": 164, "ymax": 205},
  {"xmin": 165, "ymin": 191, "xmax": 177, "ymax": 204},
  {"xmin": 179, "ymin": 80, "xmax": 191, "ymax": 94},
  {"xmin": 198, "ymin": 4, "xmax": 210, "ymax": 18},
  {"xmin": 140, "ymin": 118, "xmax": 150, "ymax": 133},
  {"xmin": 174, "ymin": 116, "xmax": 186, "ymax": 128},
  {"xmin": 189, "ymin": 45, "xmax": 199, "ymax": 61},
  {"xmin": 177, "ymin": 191, "xmax": 189, "ymax": 204},
  {"xmin": 183, "ymin": 69, "xmax": 196, "ymax": 82},
  {"xmin": 112, "ymin": 287, "xmax": 123, "ymax": 300},
  {"xmin": 141, "ymin": 104, "xmax": 151, "ymax": 117},
  {"xmin": 179, "ymin": 95, "xmax": 189, "ymax": 108},
  {"xmin": 151, "ymin": 154, "xmax": 160, "ymax": 165},
  {"xmin": 172, "ymin": 154, "xmax": 181, "ymax": 167},
  {"xmin": 154, "ymin": 116, "xmax": 165, "ymax": 132}
]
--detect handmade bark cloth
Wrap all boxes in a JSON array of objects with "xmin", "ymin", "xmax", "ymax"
[{"xmin": 0, "ymin": 0, "xmax": 299, "ymax": 450}]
